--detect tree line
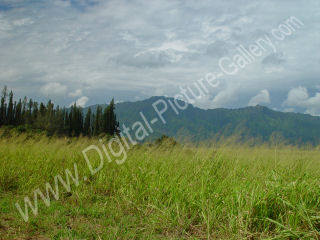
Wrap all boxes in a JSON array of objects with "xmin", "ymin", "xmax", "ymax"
[{"xmin": 0, "ymin": 86, "xmax": 119, "ymax": 137}]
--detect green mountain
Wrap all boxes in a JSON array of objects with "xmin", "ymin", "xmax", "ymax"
[{"xmin": 85, "ymin": 96, "xmax": 320, "ymax": 145}]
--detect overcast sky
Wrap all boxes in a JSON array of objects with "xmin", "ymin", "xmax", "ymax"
[{"xmin": 0, "ymin": 0, "xmax": 319, "ymax": 115}]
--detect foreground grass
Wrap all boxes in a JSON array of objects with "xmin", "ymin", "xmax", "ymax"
[{"xmin": 0, "ymin": 131, "xmax": 320, "ymax": 239}]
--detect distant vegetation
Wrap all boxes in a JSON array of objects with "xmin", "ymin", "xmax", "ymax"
[
  {"xmin": 3, "ymin": 85, "xmax": 320, "ymax": 146},
  {"xmin": 0, "ymin": 86, "xmax": 119, "ymax": 137},
  {"xmin": 113, "ymin": 96, "xmax": 320, "ymax": 145}
]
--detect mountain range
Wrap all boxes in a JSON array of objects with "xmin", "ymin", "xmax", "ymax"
[{"xmin": 84, "ymin": 96, "xmax": 320, "ymax": 145}]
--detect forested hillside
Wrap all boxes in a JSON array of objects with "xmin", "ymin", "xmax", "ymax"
[
  {"xmin": 3, "ymin": 84, "xmax": 320, "ymax": 145},
  {"xmin": 110, "ymin": 96, "xmax": 320, "ymax": 145}
]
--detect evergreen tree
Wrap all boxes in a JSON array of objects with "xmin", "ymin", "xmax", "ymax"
[
  {"xmin": 45, "ymin": 100, "xmax": 55, "ymax": 134},
  {"xmin": 0, "ymin": 86, "xmax": 7, "ymax": 126},
  {"xmin": 69, "ymin": 103, "xmax": 83, "ymax": 136},
  {"xmin": 84, "ymin": 107, "xmax": 92, "ymax": 136},
  {"xmin": 39, "ymin": 102, "xmax": 46, "ymax": 116},
  {"xmin": 7, "ymin": 91, "xmax": 14, "ymax": 125},
  {"xmin": 35, "ymin": 102, "xmax": 46, "ymax": 130},
  {"xmin": 22, "ymin": 96, "xmax": 27, "ymax": 122},
  {"xmin": 0, "ymin": 86, "xmax": 120, "ymax": 137},
  {"xmin": 102, "ymin": 105, "xmax": 110, "ymax": 134},
  {"xmin": 93, "ymin": 105, "xmax": 102, "ymax": 136},
  {"xmin": 54, "ymin": 106, "xmax": 65, "ymax": 136},
  {"xmin": 64, "ymin": 109, "xmax": 70, "ymax": 135},
  {"xmin": 15, "ymin": 99, "xmax": 22, "ymax": 125},
  {"xmin": 32, "ymin": 102, "xmax": 38, "ymax": 124},
  {"xmin": 76, "ymin": 106, "xmax": 83, "ymax": 136},
  {"xmin": 26, "ymin": 99, "xmax": 33, "ymax": 125},
  {"xmin": 13, "ymin": 101, "xmax": 17, "ymax": 124},
  {"xmin": 91, "ymin": 113, "xmax": 96, "ymax": 135},
  {"xmin": 104, "ymin": 98, "xmax": 119, "ymax": 135}
]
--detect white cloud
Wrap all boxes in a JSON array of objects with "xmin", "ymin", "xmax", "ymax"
[
  {"xmin": 0, "ymin": 0, "xmax": 319, "ymax": 111},
  {"xmin": 284, "ymin": 86, "xmax": 309, "ymax": 107},
  {"xmin": 210, "ymin": 84, "xmax": 240, "ymax": 108},
  {"xmin": 149, "ymin": 40, "xmax": 192, "ymax": 53},
  {"xmin": 248, "ymin": 89, "xmax": 270, "ymax": 106},
  {"xmin": 283, "ymin": 107, "xmax": 295, "ymax": 112},
  {"xmin": 40, "ymin": 82, "xmax": 67, "ymax": 97},
  {"xmin": 12, "ymin": 18, "xmax": 34, "ymax": 27},
  {"xmin": 70, "ymin": 96, "xmax": 89, "ymax": 107},
  {"xmin": 68, "ymin": 89, "xmax": 83, "ymax": 97},
  {"xmin": 262, "ymin": 53, "xmax": 286, "ymax": 66},
  {"xmin": 261, "ymin": 53, "xmax": 286, "ymax": 73},
  {"xmin": 206, "ymin": 40, "xmax": 230, "ymax": 58},
  {"xmin": 283, "ymin": 86, "xmax": 320, "ymax": 116}
]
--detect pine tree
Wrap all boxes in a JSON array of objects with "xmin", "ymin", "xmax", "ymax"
[
  {"xmin": 84, "ymin": 107, "xmax": 92, "ymax": 136},
  {"xmin": 26, "ymin": 99, "xmax": 33, "ymax": 125},
  {"xmin": 76, "ymin": 106, "xmax": 83, "ymax": 136},
  {"xmin": 63, "ymin": 109, "xmax": 70, "ymax": 135},
  {"xmin": 0, "ymin": 86, "xmax": 120, "ymax": 137},
  {"xmin": 45, "ymin": 100, "xmax": 55, "ymax": 134},
  {"xmin": 39, "ymin": 102, "xmax": 46, "ymax": 116},
  {"xmin": 100, "ymin": 99, "xmax": 120, "ymax": 135},
  {"xmin": 36, "ymin": 102, "xmax": 46, "ymax": 130},
  {"xmin": 102, "ymin": 105, "xmax": 110, "ymax": 134},
  {"xmin": 0, "ymin": 86, "xmax": 7, "ymax": 126},
  {"xmin": 106, "ymin": 98, "xmax": 119, "ymax": 135},
  {"xmin": 13, "ymin": 101, "xmax": 17, "ymax": 125},
  {"xmin": 93, "ymin": 106, "xmax": 102, "ymax": 136},
  {"xmin": 22, "ymin": 96, "xmax": 27, "ymax": 123},
  {"xmin": 91, "ymin": 113, "xmax": 96, "ymax": 135},
  {"xmin": 32, "ymin": 102, "xmax": 38, "ymax": 124},
  {"xmin": 54, "ymin": 106, "xmax": 65, "ymax": 135},
  {"xmin": 15, "ymin": 99, "xmax": 22, "ymax": 125},
  {"xmin": 68, "ymin": 103, "xmax": 83, "ymax": 137},
  {"xmin": 7, "ymin": 91, "xmax": 14, "ymax": 125}
]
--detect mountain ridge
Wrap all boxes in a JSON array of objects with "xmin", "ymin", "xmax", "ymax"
[{"xmin": 84, "ymin": 96, "xmax": 320, "ymax": 144}]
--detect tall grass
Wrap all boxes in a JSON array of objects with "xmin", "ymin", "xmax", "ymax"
[{"xmin": 0, "ymin": 130, "xmax": 319, "ymax": 239}]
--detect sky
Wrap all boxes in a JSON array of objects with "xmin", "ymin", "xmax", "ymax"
[{"xmin": 0, "ymin": 0, "xmax": 319, "ymax": 115}]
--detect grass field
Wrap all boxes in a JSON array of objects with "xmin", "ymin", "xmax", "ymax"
[{"xmin": 0, "ymin": 129, "xmax": 320, "ymax": 239}]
